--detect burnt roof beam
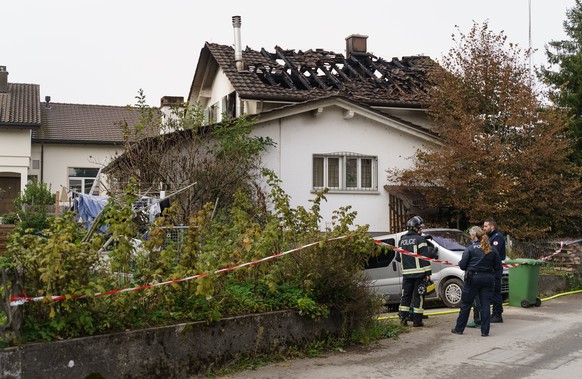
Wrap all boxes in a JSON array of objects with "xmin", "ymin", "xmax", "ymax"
[
  {"xmin": 349, "ymin": 56, "xmax": 382, "ymax": 84},
  {"xmin": 305, "ymin": 68, "xmax": 331, "ymax": 90},
  {"xmin": 280, "ymin": 70, "xmax": 298, "ymax": 90},
  {"xmin": 260, "ymin": 48, "xmax": 276, "ymax": 61},
  {"xmin": 340, "ymin": 58, "xmax": 365, "ymax": 80},
  {"xmin": 260, "ymin": 67, "xmax": 279, "ymax": 86},
  {"xmin": 361, "ymin": 56, "xmax": 387, "ymax": 80},
  {"xmin": 275, "ymin": 47, "xmax": 312, "ymax": 90},
  {"xmin": 330, "ymin": 63, "xmax": 353, "ymax": 82},
  {"xmin": 319, "ymin": 65, "xmax": 344, "ymax": 89}
]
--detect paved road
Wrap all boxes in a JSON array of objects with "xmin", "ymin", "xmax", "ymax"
[{"xmin": 225, "ymin": 292, "xmax": 582, "ymax": 379}]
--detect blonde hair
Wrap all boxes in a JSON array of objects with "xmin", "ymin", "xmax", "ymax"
[{"xmin": 469, "ymin": 226, "xmax": 492, "ymax": 254}]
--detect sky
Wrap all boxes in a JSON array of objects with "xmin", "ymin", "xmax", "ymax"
[{"xmin": 1, "ymin": 0, "xmax": 577, "ymax": 107}]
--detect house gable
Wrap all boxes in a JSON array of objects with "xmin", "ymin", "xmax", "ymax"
[{"xmin": 248, "ymin": 96, "xmax": 440, "ymax": 233}]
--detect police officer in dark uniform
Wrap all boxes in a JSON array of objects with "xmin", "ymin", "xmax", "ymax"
[
  {"xmin": 451, "ymin": 226, "xmax": 502, "ymax": 337},
  {"xmin": 396, "ymin": 216, "xmax": 437, "ymax": 327},
  {"xmin": 484, "ymin": 218, "xmax": 506, "ymax": 323}
]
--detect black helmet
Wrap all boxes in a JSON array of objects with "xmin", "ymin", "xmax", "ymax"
[{"xmin": 406, "ymin": 216, "xmax": 424, "ymax": 230}]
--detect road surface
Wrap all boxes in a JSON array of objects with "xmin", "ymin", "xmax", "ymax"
[{"xmin": 224, "ymin": 292, "xmax": 582, "ymax": 379}]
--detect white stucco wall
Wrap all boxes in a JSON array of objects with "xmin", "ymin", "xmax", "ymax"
[
  {"xmin": 31, "ymin": 143, "xmax": 122, "ymax": 198},
  {"xmin": 0, "ymin": 129, "xmax": 32, "ymax": 190},
  {"xmin": 252, "ymin": 106, "xmax": 435, "ymax": 234},
  {"xmin": 207, "ymin": 68, "xmax": 236, "ymax": 120}
]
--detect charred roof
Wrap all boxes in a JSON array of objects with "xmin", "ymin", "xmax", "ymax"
[{"xmin": 203, "ymin": 42, "xmax": 438, "ymax": 108}]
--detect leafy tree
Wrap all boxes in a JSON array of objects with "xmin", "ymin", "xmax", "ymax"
[
  {"xmin": 542, "ymin": 0, "xmax": 582, "ymax": 166},
  {"xmin": 389, "ymin": 22, "xmax": 582, "ymax": 239}
]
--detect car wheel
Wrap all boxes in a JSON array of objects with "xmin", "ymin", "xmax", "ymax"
[{"xmin": 441, "ymin": 278, "xmax": 463, "ymax": 308}]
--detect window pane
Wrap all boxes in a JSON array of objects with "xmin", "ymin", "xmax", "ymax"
[
  {"xmin": 346, "ymin": 158, "xmax": 358, "ymax": 188},
  {"xmin": 361, "ymin": 158, "xmax": 372, "ymax": 188},
  {"xmin": 69, "ymin": 179, "xmax": 83, "ymax": 194},
  {"xmin": 68, "ymin": 167, "xmax": 99, "ymax": 177},
  {"xmin": 328, "ymin": 158, "xmax": 339, "ymax": 187},
  {"xmin": 84, "ymin": 179, "xmax": 95, "ymax": 194},
  {"xmin": 313, "ymin": 157, "xmax": 324, "ymax": 187}
]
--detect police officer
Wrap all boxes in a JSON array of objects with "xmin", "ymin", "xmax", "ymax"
[
  {"xmin": 483, "ymin": 217, "xmax": 506, "ymax": 323},
  {"xmin": 451, "ymin": 226, "xmax": 502, "ymax": 337},
  {"xmin": 396, "ymin": 216, "xmax": 437, "ymax": 327}
]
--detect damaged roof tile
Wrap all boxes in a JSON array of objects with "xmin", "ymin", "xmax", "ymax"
[{"xmin": 206, "ymin": 43, "xmax": 437, "ymax": 107}]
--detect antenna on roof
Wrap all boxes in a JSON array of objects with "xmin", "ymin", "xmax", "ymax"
[{"xmin": 528, "ymin": 0, "xmax": 532, "ymax": 81}]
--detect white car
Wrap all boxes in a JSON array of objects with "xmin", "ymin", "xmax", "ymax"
[{"xmin": 365, "ymin": 228, "xmax": 509, "ymax": 308}]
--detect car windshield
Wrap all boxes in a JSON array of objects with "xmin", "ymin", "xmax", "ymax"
[{"xmin": 424, "ymin": 230, "xmax": 471, "ymax": 251}]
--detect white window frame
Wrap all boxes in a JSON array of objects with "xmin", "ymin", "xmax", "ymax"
[
  {"xmin": 68, "ymin": 167, "xmax": 100, "ymax": 196},
  {"xmin": 312, "ymin": 153, "xmax": 378, "ymax": 192}
]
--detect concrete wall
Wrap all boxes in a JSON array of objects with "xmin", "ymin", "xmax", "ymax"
[{"xmin": 0, "ymin": 310, "xmax": 342, "ymax": 379}]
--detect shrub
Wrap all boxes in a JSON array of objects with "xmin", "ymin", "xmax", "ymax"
[{"xmin": 3, "ymin": 171, "xmax": 380, "ymax": 344}]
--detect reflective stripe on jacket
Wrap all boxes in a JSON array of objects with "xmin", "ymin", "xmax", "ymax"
[{"xmin": 398, "ymin": 231, "xmax": 432, "ymax": 278}]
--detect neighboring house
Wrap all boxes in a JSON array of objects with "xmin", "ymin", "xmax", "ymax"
[
  {"xmin": 0, "ymin": 66, "xmax": 40, "ymax": 215},
  {"xmin": 32, "ymin": 100, "xmax": 144, "ymax": 202},
  {"xmin": 184, "ymin": 17, "xmax": 445, "ymax": 234},
  {"xmin": 0, "ymin": 65, "xmax": 145, "ymax": 216}
]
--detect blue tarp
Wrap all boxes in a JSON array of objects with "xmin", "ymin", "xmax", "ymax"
[{"xmin": 75, "ymin": 194, "xmax": 108, "ymax": 229}]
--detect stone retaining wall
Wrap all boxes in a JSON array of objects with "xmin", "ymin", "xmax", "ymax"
[
  {"xmin": 0, "ymin": 310, "xmax": 343, "ymax": 379},
  {"xmin": 545, "ymin": 242, "xmax": 582, "ymax": 272}
]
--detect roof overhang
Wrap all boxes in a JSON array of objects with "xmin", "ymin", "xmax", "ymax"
[{"xmin": 251, "ymin": 95, "xmax": 441, "ymax": 145}]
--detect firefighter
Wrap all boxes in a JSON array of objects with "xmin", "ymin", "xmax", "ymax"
[{"xmin": 396, "ymin": 216, "xmax": 437, "ymax": 327}]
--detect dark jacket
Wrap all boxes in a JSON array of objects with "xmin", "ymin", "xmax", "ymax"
[
  {"xmin": 397, "ymin": 230, "xmax": 436, "ymax": 279},
  {"xmin": 487, "ymin": 228, "xmax": 506, "ymax": 261},
  {"xmin": 459, "ymin": 240, "xmax": 502, "ymax": 276}
]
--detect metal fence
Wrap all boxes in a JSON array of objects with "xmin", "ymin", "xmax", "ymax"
[{"xmin": 142, "ymin": 226, "xmax": 190, "ymax": 249}]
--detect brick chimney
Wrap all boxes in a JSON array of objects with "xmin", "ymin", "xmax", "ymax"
[
  {"xmin": 0, "ymin": 66, "xmax": 8, "ymax": 93},
  {"xmin": 160, "ymin": 96, "xmax": 184, "ymax": 107},
  {"xmin": 345, "ymin": 34, "xmax": 368, "ymax": 59}
]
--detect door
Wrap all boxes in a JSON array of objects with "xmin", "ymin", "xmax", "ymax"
[
  {"xmin": 0, "ymin": 177, "xmax": 20, "ymax": 216},
  {"xmin": 364, "ymin": 237, "xmax": 403, "ymax": 303}
]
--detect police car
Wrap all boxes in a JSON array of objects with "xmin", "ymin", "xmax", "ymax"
[{"xmin": 365, "ymin": 228, "xmax": 509, "ymax": 308}]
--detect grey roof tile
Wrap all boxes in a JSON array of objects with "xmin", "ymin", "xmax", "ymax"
[
  {"xmin": 34, "ymin": 102, "xmax": 144, "ymax": 143},
  {"xmin": 0, "ymin": 83, "xmax": 41, "ymax": 127}
]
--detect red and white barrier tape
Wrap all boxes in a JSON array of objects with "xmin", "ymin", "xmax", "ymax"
[
  {"xmin": 539, "ymin": 242, "xmax": 564, "ymax": 261},
  {"xmin": 10, "ymin": 235, "xmax": 348, "ymax": 307},
  {"xmin": 373, "ymin": 240, "xmax": 521, "ymax": 269},
  {"xmin": 10, "ymin": 235, "xmax": 568, "ymax": 307}
]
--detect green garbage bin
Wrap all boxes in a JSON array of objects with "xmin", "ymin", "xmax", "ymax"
[{"xmin": 505, "ymin": 258, "xmax": 545, "ymax": 308}]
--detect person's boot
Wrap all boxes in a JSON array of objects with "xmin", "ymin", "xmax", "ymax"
[
  {"xmin": 413, "ymin": 314, "xmax": 424, "ymax": 327},
  {"xmin": 399, "ymin": 312, "xmax": 408, "ymax": 326},
  {"xmin": 491, "ymin": 314, "xmax": 503, "ymax": 323}
]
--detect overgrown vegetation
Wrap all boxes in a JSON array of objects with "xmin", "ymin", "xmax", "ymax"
[
  {"xmin": 1, "ymin": 172, "xmax": 383, "ymax": 346},
  {"xmin": 11, "ymin": 179, "xmax": 55, "ymax": 232},
  {"xmin": 105, "ymin": 90, "xmax": 274, "ymax": 226}
]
